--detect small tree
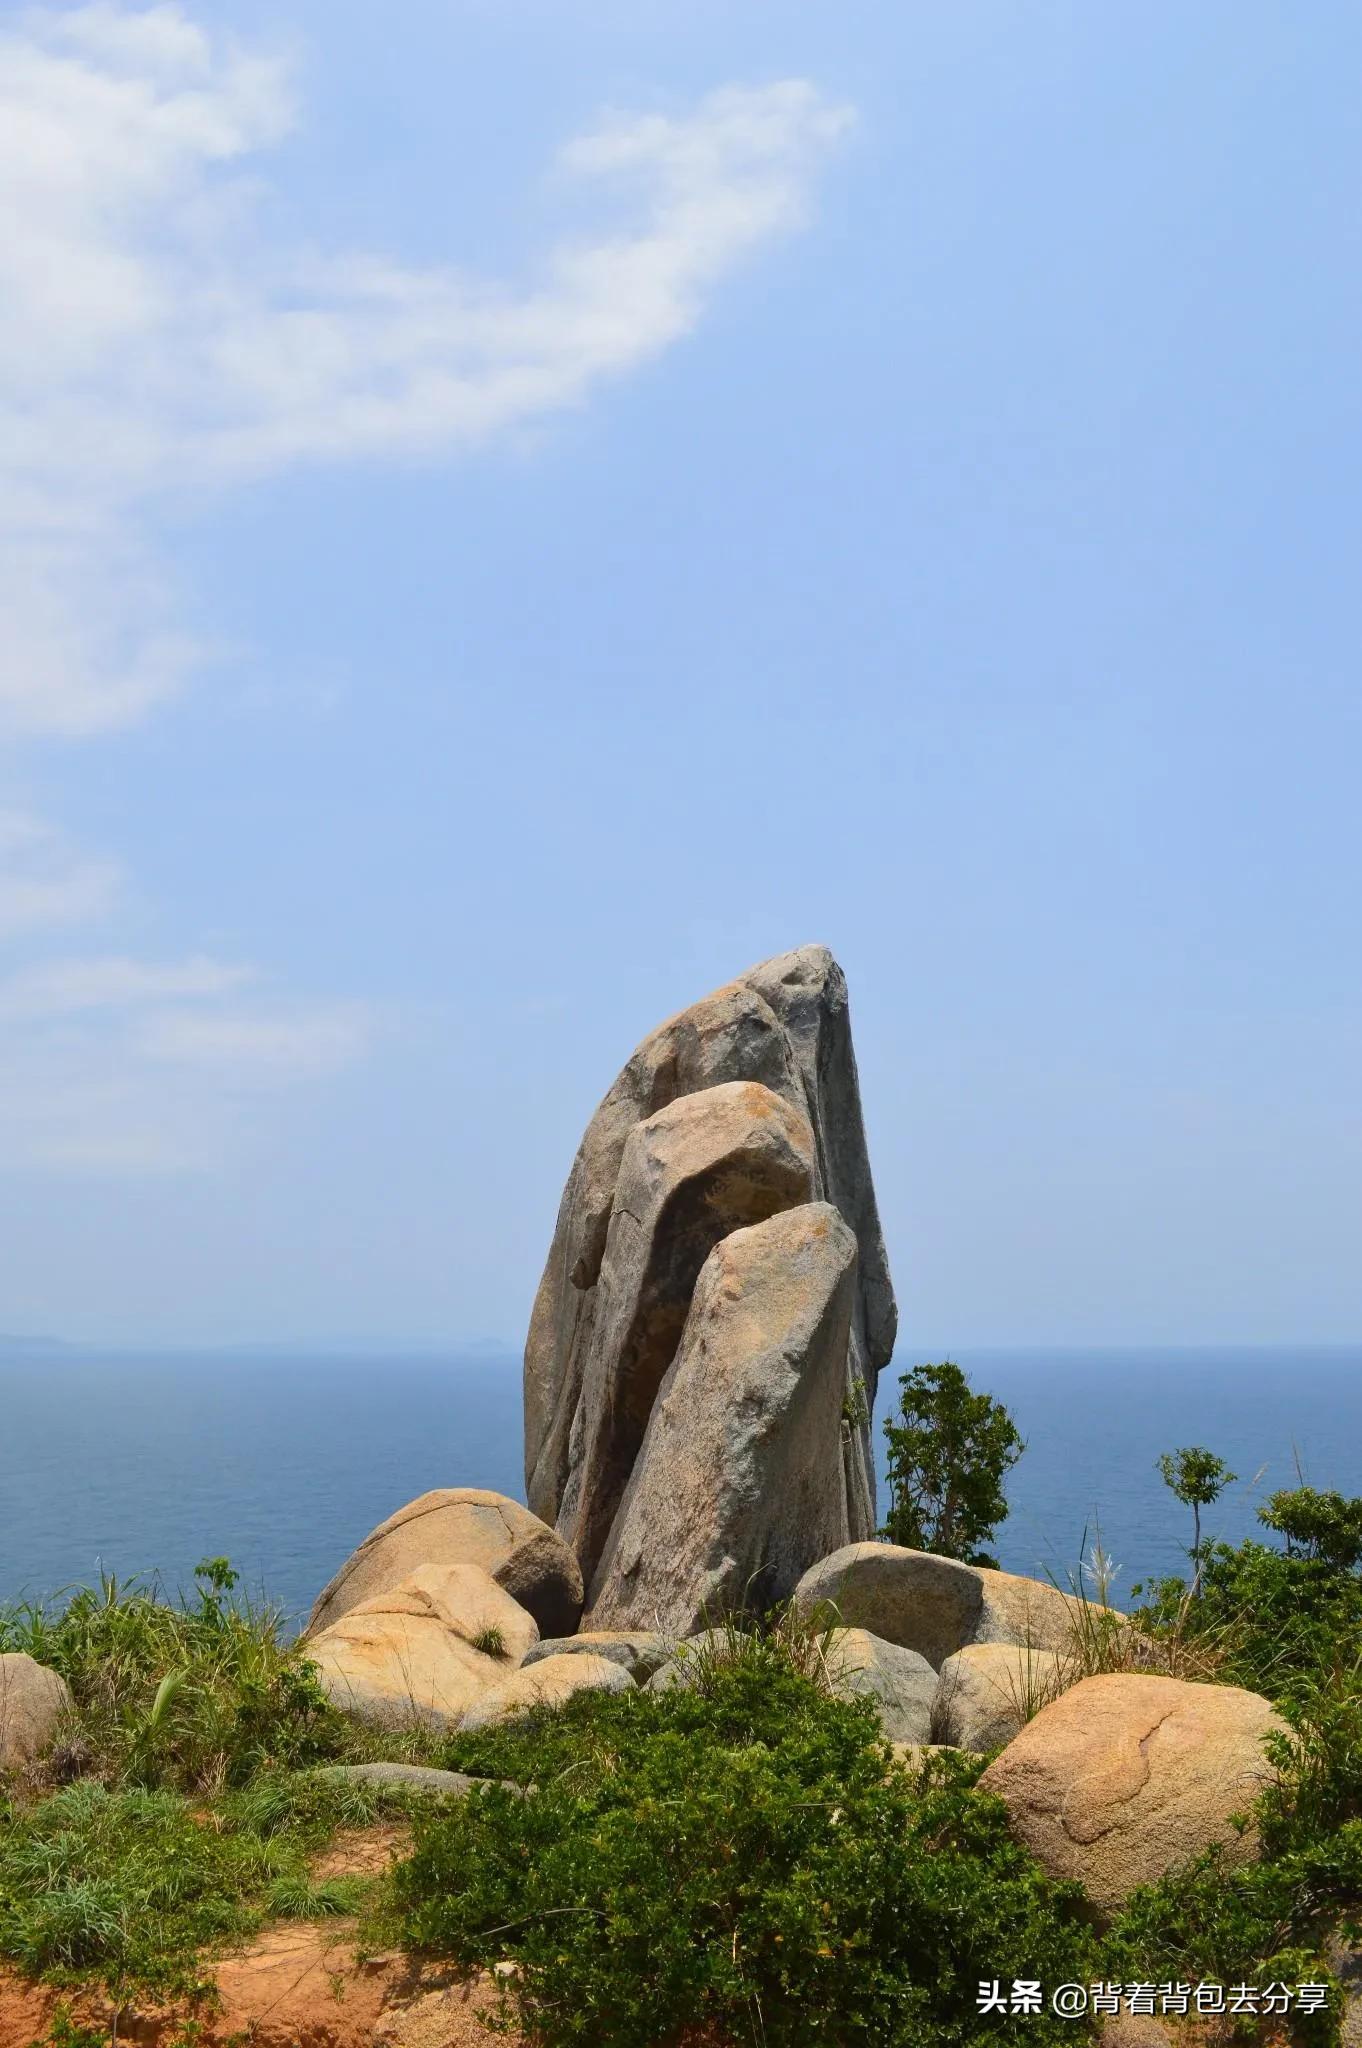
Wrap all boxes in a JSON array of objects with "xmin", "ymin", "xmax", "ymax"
[
  {"xmin": 880, "ymin": 1360, "xmax": 1024, "ymax": 1565},
  {"xmin": 1157, "ymin": 1446, "xmax": 1237, "ymax": 1591},
  {"xmin": 1258, "ymin": 1486, "xmax": 1362, "ymax": 1571}
]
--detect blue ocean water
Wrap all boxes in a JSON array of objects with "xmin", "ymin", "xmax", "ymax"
[{"xmin": 0, "ymin": 1346, "xmax": 1358, "ymax": 1627}]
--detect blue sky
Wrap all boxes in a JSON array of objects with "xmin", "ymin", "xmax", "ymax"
[{"xmin": 0, "ymin": 2, "xmax": 1357, "ymax": 1352}]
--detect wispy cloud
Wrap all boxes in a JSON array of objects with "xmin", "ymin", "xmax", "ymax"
[
  {"xmin": 0, "ymin": 4, "xmax": 852, "ymax": 736},
  {"xmin": 0, "ymin": 8, "xmax": 851, "ymax": 1172},
  {"xmin": 0, "ymin": 952, "xmax": 254, "ymax": 1018},
  {"xmin": 137, "ymin": 1003, "xmax": 371, "ymax": 1077},
  {"xmin": 0, "ymin": 944, "xmax": 374, "ymax": 1170},
  {"xmin": 0, "ymin": 811, "xmax": 122, "ymax": 935}
]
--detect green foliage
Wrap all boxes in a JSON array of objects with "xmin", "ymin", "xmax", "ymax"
[
  {"xmin": 33, "ymin": 2011, "xmax": 111, "ymax": 2048},
  {"xmin": 1138, "ymin": 1491, "xmax": 1362, "ymax": 1699},
  {"xmin": 0, "ymin": 1560, "xmax": 344, "ymax": 1794},
  {"xmin": 1105, "ymin": 1837, "xmax": 1353, "ymax": 2040},
  {"xmin": 1260, "ymin": 1487, "xmax": 1362, "ymax": 1571},
  {"xmin": 0, "ymin": 1782, "xmax": 258, "ymax": 2000},
  {"xmin": 435, "ymin": 1604, "xmax": 844, "ymax": 1788},
  {"xmin": 880, "ymin": 1360, "xmax": 1023, "ymax": 1565},
  {"xmin": 841, "ymin": 1375, "xmax": 870, "ymax": 1431},
  {"xmin": 470, "ymin": 1624, "xmax": 508, "ymax": 1660},
  {"xmin": 392, "ymin": 1645, "xmax": 1095, "ymax": 2048},
  {"xmin": 0, "ymin": 1771, "xmax": 387, "ymax": 2004},
  {"xmin": 1121, "ymin": 1480, "xmax": 1362, "ymax": 2016},
  {"xmin": 1156, "ymin": 1446, "xmax": 1239, "ymax": 1513},
  {"xmin": 1156, "ymin": 1447, "xmax": 1237, "ymax": 1582}
]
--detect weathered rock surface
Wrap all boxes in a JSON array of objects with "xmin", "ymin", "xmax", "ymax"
[
  {"xmin": 934, "ymin": 1643, "xmax": 1071, "ymax": 1752},
  {"xmin": 0, "ymin": 1652, "xmax": 71, "ymax": 1773},
  {"xmin": 586, "ymin": 1203, "xmax": 858, "ymax": 1630},
  {"xmin": 522, "ymin": 1630, "xmax": 672, "ymax": 1679},
  {"xmin": 826, "ymin": 1627, "xmax": 938, "ymax": 1743},
  {"xmin": 792, "ymin": 1544, "xmax": 1084, "ymax": 1670},
  {"xmin": 525, "ymin": 947, "xmax": 897, "ymax": 1556},
  {"xmin": 559, "ymin": 1080, "xmax": 817, "ymax": 1588},
  {"xmin": 459, "ymin": 1650, "xmax": 634, "ymax": 1731},
  {"xmin": 307, "ymin": 1488, "xmax": 582, "ymax": 1641},
  {"xmin": 979, "ymin": 1672, "xmax": 1286, "ymax": 1920},
  {"xmin": 307, "ymin": 1564, "xmax": 532, "ymax": 1730}
]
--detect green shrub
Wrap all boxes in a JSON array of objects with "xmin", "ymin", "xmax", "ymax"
[
  {"xmin": 392, "ymin": 1649, "xmax": 1096, "ymax": 2047},
  {"xmin": 1119, "ymin": 1490, "xmax": 1362, "ymax": 2019},
  {"xmin": 0, "ymin": 1559, "xmax": 345, "ymax": 1794},
  {"xmin": 1260, "ymin": 1488, "xmax": 1362, "ymax": 1572},
  {"xmin": 1138, "ymin": 1540, "xmax": 1362, "ymax": 1702},
  {"xmin": 880, "ymin": 1361, "xmax": 1023, "ymax": 1565},
  {"xmin": 1104, "ymin": 1836, "xmax": 1353, "ymax": 2040}
]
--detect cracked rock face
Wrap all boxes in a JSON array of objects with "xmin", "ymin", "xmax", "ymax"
[
  {"xmin": 978, "ymin": 1672, "xmax": 1286, "ymax": 1920},
  {"xmin": 524, "ymin": 946, "xmax": 897, "ymax": 1594}
]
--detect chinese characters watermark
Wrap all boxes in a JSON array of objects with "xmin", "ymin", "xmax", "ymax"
[{"xmin": 975, "ymin": 1979, "xmax": 1331, "ymax": 2019}]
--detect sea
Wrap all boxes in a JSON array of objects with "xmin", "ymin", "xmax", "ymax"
[{"xmin": 1, "ymin": 1346, "xmax": 1358, "ymax": 1628}]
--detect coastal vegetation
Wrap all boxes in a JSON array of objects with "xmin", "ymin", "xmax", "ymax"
[
  {"xmin": 0, "ymin": 957, "xmax": 1355, "ymax": 2045},
  {"xmin": 880, "ymin": 1359, "xmax": 1025, "ymax": 1564},
  {"xmin": 0, "ymin": 1393, "xmax": 1358, "ymax": 2044},
  {"xmin": 395, "ymin": 1640, "xmax": 1096, "ymax": 2048}
]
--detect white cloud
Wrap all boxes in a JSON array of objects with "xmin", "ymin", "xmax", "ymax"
[
  {"xmin": 0, "ymin": 6, "xmax": 852, "ymax": 736},
  {"xmin": 0, "ymin": 952, "xmax": 255, "ymax": 1017},
  {"xmin": 0, "ymin": 12, "xmax": 850, "ymax": 1171},
  {"xmin": 137, "ymin": 1003, "xmax": 371, "ymax": 1077},
  {"xmin": 0, "ymin": 810, "xmax": 122, "ymax": 934},
  {"xmin": 0, "ymin": 940, "xmax": 373, "ymax": 1170}
]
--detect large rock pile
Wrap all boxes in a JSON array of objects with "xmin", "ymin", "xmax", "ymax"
[
  {"xmin": 524, "ymin": 946, "xmax": 897, "ymax": 1630},
  {"xmin": 284, "ymin": 948, "xmax": 1286, "ymax": 1935}
]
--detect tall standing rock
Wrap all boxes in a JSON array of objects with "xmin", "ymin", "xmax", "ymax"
[
  {"xmin": 524, "ymin": 946, "xmax": 897, "ymax": 1584},
  {"xmin": 586, "ymin": 1203, "xmax": 858, "ymax": 1631},
  {"xmin": 558, "ymin": 1080, "xmax": 816, "ymax": 1591}
]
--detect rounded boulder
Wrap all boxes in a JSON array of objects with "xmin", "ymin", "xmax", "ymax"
[
  {"xmin": 522, "ymin": 1631, "xmax": 672, "ymax": 1680},
  {"xmin": 935, "ymin": 1643, "xmax": 1072, "ymax": 1752},
  {"xmin": 307, "ymin": 1563, "xmax": 534, "ymax": 1731},
  {"xmin": 826, "ymin": 1628, "xmax": 938, "ymax": 1744},
  {"xmin": 0, "ymin": 1653, "xmax": 71, "ymax": 1773},
  {"xmin": 459, "ymin": 1652, "xmax": 633, "ymax": 1732},
  {"xmin": 308, "ymin": 1488, "xmax": 583, "ymax": 1640},
  {"xmin": 978, "ymin": 1671, "xmax": 1286, "ymax": 1920},
  {"xmin": 793, "ymin": 1543, "xmax": 1084, "ymax": 1670}
]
